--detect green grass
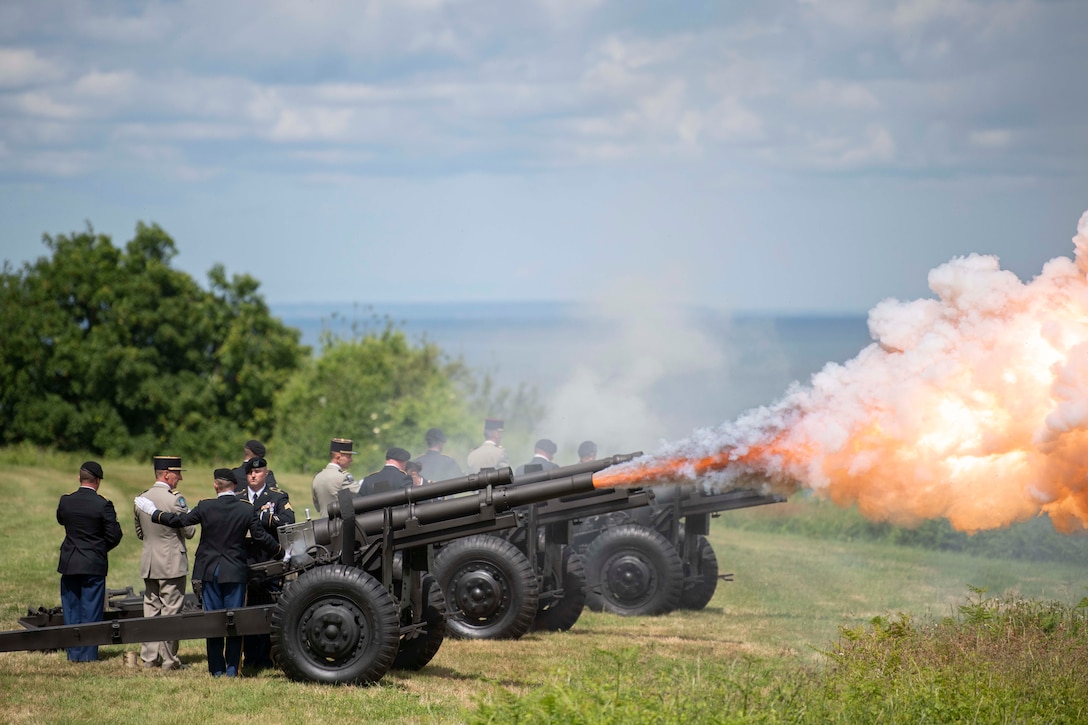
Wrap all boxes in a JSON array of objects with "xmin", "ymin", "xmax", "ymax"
[{"xmin": 2, "ymin": 456, "xmax": 1087, "ymax": 723}]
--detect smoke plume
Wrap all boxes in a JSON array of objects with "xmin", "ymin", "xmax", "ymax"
[{"xmin": 596, "ymin": 210, "xmax": 1088, "ymax": 535}]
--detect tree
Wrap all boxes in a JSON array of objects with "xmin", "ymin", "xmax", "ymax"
[
  {"xmin": 0, "ymin": 222, "xmax": 308, "ymax": 458},
  {"xmin": 273, "ymin": 321, "xmax": 477, "ymax": 474}
]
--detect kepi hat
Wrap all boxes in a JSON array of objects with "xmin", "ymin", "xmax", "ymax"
[
  {"xmin": 330, "ymin": 438, "xmax": 357, "ymax": 454},
  {"xmin": 153, "ymin": 455, "xmax": 184, "ymax": 472}
]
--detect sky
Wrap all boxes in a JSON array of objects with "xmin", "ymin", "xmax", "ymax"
[{"xmin": 1, "ymin": 0, "xmax": 1087, "ymax": 314}]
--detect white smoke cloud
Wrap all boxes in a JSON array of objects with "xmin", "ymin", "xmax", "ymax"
[
  {"xmin": 600, "ymin": 210, "xmax": 1088, "ymax": 535},
  {"xmin": 536, "ymin": 271, "xmax": 735, "ymax": 460}
]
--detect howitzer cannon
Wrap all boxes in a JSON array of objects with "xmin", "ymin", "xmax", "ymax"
[
  {"xmin": 0, "ymin": 462, "xmax": 634, "ymax": 685},
  {"xmin": 430, "ymin": 453, "xmax": 650, "ymax": 639},
  {"xmin": 573, "ymin": 483, "xmax": 785, "ymax": 616}
]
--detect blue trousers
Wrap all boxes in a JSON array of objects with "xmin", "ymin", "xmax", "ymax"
[
  {"xmin": 60, "ymin": 574, "xmax": 105, "ymax": 662},
  {"xmin": 201, "ymin": 570, "xmax": 246, "ymax": 676}
]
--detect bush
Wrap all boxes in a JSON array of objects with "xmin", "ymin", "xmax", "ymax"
[{"xmin": 473, "ymin": 590, "xmax": 1088, "ymax": 724}]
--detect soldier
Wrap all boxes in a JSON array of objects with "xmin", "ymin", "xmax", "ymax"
[
  {"xmin": 578, "ymin": 440, "xmax": 598, "ymax": 463},
  {"xmin": 238, "ymin": 456, "xmax": 293, "ymax": 671},
  {"xmin": 405, "ymin": 460, "xmax": 425, "ymax": 487},
  {"xmin": 358, "ymin": 447, "xmax": 413, "ymax": 497},
  {"xmin": 134, "ymin": 455, "xmax": 196, "ymax": 671},
  {"xmin": 414, "ymin": 427, "xmax": 462, "ymax": 483},
  {"xmin": 312, "ymin": 438, "xmax": 357, "ymax": 516},
  {"xmin": 515, "ymin": 439, "xmax": 560, "ymax": 475},
  {"xmin": 56, "ymin": 461, "xmax": 123, "ymax": 662},
  {"xmin": 466, "ymin": 418, "xmax": 508, "ymax": 473},
  {"xmin": 134, "ymin": 469, "xmax": 283, "ymax": 678},
  {"xmin": 232, "ymin": 439, "xmax": 279, "ymax": 493}
]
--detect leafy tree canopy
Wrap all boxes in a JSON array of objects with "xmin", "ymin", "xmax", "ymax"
[
  {"xmin": 272, "ymin": 319, "xmax": 544, "ymax": 476},
  {"xmin": 0, "ymin": 222, "xmax": 308, "ymax": 459}
]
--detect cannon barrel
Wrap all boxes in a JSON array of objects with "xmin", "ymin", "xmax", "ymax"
[
  {"xmin": 326, "ymin": 467, "xmax": 514, "ymax": 519},
  {"xmin": 325, "ymin": 452, "xmax": 643, "ymax": 520},
  {"xmin": 315, "ymin": 470, "xmax": 604, "ymax": 547},
  {"xmin": 510, "ymin": 451, "xmax": 642, "ymax": 485}
]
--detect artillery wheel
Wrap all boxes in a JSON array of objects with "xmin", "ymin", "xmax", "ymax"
[
  {"xmin": 391, "ymin": 574, "xmax": 447, "ymax": 671},
  {"xmin": 433, "ymin": 534, "xmax": 539, "ymax": 640},
  {"xmin": 270, "ymin": 564, "xmax": 400, "ymax": 685},
  {"xmin": 678, "ymin": 535, "xmax": 719, "ymax": 610},
  {"xmin": 531, "ymin": 546, "xmax": 586, "ymax": 633},
  {"xmin": 584, "ymin": 524, "xmax": 683, "ymax": 616}
]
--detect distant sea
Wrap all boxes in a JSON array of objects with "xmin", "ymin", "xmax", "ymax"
[{"xmin": 272, "ymin": 301, "xmax": 872, "ymax": 449}]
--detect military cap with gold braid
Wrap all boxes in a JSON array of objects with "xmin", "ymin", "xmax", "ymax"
[{"xmin": 153, "ymin": 455, "xmax": 184, "ymax": 471}]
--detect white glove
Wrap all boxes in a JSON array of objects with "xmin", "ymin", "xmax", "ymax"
[{"xmin": 134, "ymin": 496, "xmax": 156, "ymax": 515}]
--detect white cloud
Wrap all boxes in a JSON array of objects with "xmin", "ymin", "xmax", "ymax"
[
  {"xmin": 969, "ymin": 129, "xmax": 1013, "ymax": 148},
  {"xmin": 0, "ymin": 0, "xmax": 1083, "ymax": 183},
  {"xmin": 12, "ymin": 91, "xmax": 82, "ymax": 119},
  {"xmin": 0, "ymin": 48, "xmax": 64, "ymax": 88},
  {"xmin": 796, "ymin": 79, "xmax": 881, "ymax": 112}
]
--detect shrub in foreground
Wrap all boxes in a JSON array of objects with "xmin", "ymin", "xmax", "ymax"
[{"xmin": 472, "ymin": 590, "xmax": 1088, "ymax": 724}]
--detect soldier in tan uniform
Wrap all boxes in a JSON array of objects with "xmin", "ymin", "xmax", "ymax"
[
  {"xmin": 311, "ymin": 438, "xmax": 358, "ymax": 516},
  {"xmin": 466, "ymin": 418, "xmax": 509, "ymax": 473},
  {"xmin": 134, "ymin": 455, "xmax": 196, "ymax": 670}
]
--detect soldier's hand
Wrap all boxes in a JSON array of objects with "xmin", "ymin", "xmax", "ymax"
[{"xmin": 134, "ymin": 496, "xmax": 155, "ymax": 515}]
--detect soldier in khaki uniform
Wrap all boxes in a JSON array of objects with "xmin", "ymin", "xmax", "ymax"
[
  {"xmin": 466, "ymin": 418, "xmax": 509, "ymax": 473},
  {"xmin": 134, "ymin": 455, "xmax": 196, "ymax": 670},
  {"xmin": 312, "ymin": 438, "xmax": 358, "ymax": 516}
]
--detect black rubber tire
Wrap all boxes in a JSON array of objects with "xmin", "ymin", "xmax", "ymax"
[
  {"xmin": 583, "ymin": 524, "xmax": 683, "ymax": 616},
  {"xmin": 433, "ymin": 534, "xmax": 539, "ymax": 640},
  {"xmin": 391, "ymin": 574, "xmax": 447, "ymax": 671},
  {"xmin": 678, "ymin": 535, "xmax": 719, "ymax": 610},
  {"xmin": 531, "ymin": 547, "xmax": 587, "ymax": 633},
  {"xmin": 270, "ymin": 564, "xmax": 400, "ymax": 685}
]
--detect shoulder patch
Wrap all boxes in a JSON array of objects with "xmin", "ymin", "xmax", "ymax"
[
  {"xmin": 283, "ymin": 502, "xmax": 294, "ymax": 511},
  {"xmin": 176, "ymin": 496, "xmax": 187, "ymax": 509}
]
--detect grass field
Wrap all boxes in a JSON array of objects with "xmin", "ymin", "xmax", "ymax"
[{"xmin": 1, "ymin": 453, "xmax": 1086, "ymax": 723}]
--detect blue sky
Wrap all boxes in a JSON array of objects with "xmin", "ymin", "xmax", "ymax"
[{"xmin": 2, "ymin": 0, "xmax": 1086, "ymax": 313}]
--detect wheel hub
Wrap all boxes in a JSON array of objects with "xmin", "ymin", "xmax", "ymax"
[
  {"xmin": 302, "ymin": 602, "xmax": 364, "ymax": 660},
  {"xmin": 605, "ymin": 554, "xmax": 654, "ymax": 603},
  {"xmin": 452, "ymin": 567, "xmax": 507, "ymax": 620}
]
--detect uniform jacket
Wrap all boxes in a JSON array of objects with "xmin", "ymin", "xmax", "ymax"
[
  {"xmin": 312, "ymin": 463, "xmax": 356, "ymax": 516},
  {"xmin": 466, "ymin": 440, "xmax": 508, "ymax": 473},
  {"xmin": 57, "ymin": 486, "xmax": 123, "ymax": 576},
  {"xmin": 151, "ymin": 494, "xmax": 282, "ymax": 584},
  {"xmin": 415, "ymin": 449, "xmax": 463, "ymax": 483},
  {"xmin": 358, "ymin": 465, "xmax": 412, "ymax": 497},
  {"xmin": 134, "ymin": 481, "xmax": 196, "ymax": 579},
  {"xmin": 238, "ymin": 485, "xmax": 295, "ymax": 563},
  {"xmin": 515, "ymin": 455, "xmax": 560, "ymax": 476}
]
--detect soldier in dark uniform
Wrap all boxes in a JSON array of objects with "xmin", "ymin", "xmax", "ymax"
[
  {"xmin": 515, "ymin": 439, "xmax": 560, "ymax": 475},
  {"xmin": 358, "ymin": 447, "xmax": 413, "ymax": 497},
  {"xmin": 414, "ymin": 427, "xmax": 462, "ymax": 483},
  {"xmin": 56, "ymin": 461, "xmax": 123, "ymax": 662},
  {"xmin": 237, "ymin": 456, "xmax": 293, "ymax": 671},
  {"xmin": 406, "ymin": 460, "xmax": 425, "ymax": 487},
  {"xmin": 135, "ymin": 469, "xmax": 283, "ymax": 678},
  {"xmin": 232, "ymin": 439, "xmax": 279, "ymax": 493}
]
